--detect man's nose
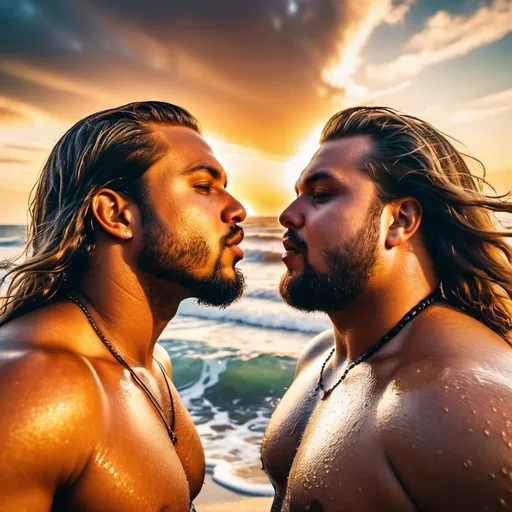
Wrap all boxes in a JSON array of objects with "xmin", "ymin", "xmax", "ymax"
[
  {"xmin": 223, "ymin": 193, "xmax": 247, "ymax": 224},
  {"xmin": 279, "ymin": 199, "xmax": 304, "ymax": 229}
]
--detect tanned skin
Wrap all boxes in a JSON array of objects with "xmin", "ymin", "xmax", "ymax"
[
  {"xmin": 261, "ymin": 135, "xmax": 512, "ymax": 512},
  {"xmin": 0, "ymin": 126, "xmax": 246, "ymax": 511}
]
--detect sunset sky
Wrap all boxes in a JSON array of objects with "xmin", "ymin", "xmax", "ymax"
[{"xmin": 0, "ymin": 0, "xmax": 511, "ymax": 223}]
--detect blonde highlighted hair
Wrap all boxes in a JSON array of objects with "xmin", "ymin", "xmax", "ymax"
[
  {"xmin": 0, "ymin": 101, "xmax": 199, "ymax": 326},
  {"xmin": 321, "ymin": 106, "xmax": 512, "ymax": 341}
]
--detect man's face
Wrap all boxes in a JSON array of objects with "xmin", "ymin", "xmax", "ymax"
[
  {"xmin": 279, "ymin": 135, "xmax": 382, "ymax": 312},
  {"xmin": 136, "ymin": 126, "xmax": 246, "ymax": 307}
]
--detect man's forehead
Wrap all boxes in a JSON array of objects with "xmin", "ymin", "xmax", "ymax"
[
  {"xmin": 148, "ymin": 124, "xmax": 225, "ymax": 176},
  {"xmin": 150, "ymin": 124, "xmax": 213, "ymax": 157},
  {"xmin": 297, "ymin": 135, "xmax": 374, "ymax": 186}
]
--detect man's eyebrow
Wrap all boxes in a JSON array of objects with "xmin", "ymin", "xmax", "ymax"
[
  {"xmin": 294, "ymin": 170, "xmax": 337, "ymax": 195},
  {"xmin": 182, "ymin": 164, "xmax": 228, "ymax": 187}
]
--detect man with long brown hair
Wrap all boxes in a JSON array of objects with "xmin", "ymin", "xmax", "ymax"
[
  {"xmin": 0, "ymin": 101, "xmax": 246, "ymax": 511},
  {"xmin": 262, "ymin": 106, "xmax": 512, "ymax": 511}
]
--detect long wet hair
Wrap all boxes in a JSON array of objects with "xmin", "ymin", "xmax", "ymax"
[
  {"xmin": 0, "ymin": 101, "xmax": 200, "ymax": 326},
  {"xmin": 321, "ymin": 106, "xmax": 512, "ymax": 341}
]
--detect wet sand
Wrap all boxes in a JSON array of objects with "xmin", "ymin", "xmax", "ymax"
[{"xmin": 195, "ymin": 474, "xmax": 273, "ymax": 512}]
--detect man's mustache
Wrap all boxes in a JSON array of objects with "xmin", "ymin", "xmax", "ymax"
[
  {"xmin": 223, "ymin": 225, "xmax": 245, "ymax": 246},
  {"xmin": 284, "ymin": 230, "xmax": 308, "ymax": 253}
]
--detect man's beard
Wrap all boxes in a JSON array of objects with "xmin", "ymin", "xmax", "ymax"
[
  {"xmin": 137, "ymin": 202, "xmax": 245, "ymax": 308},
  {"xmin": 279, "ymin": 204, "xmax": 381, "ymax": 313}
]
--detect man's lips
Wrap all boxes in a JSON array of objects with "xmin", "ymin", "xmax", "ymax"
[
  {"xmin": 228, "ymin": 244, "xmax": 244, "ymax": 259},
  {"xmin": 282, "ymin": 237, "xmax": 302, "ymax": 253},
  {"xmin": 226, "ymin": 231, "xmax": 244, "ymax": 246},
  {"xmin": 225, "ymin": 229, "xmax": 244, "ymax": 259},
  {"xmin": 282, "ymin": 236, "xmax": 306, "ymax": 266}
]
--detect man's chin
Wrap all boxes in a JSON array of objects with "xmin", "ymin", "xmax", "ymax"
[
  {"xmin": 279, "ymin": 274, "xmax": 315, "ymax": 312},
  {"xmin": 194, "ymin": 269, "xmax": 246, "ymax": 309}
]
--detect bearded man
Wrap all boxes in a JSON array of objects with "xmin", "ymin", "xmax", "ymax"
[
  {"xmin": 0, "ymin": 101, "xmax": 246, "ymax": 511},
  {"xmin": 262, "ymin": 106, "xmax": 512, "ymax": 512}
]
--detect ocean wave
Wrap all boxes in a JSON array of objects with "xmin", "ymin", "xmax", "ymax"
[
  {"xmin": 177, "ymin": 297, "xmax": 330, "ymax": 334},
  {"xmin": 244, "ymin": 288, "xmax": 281, "ymax": 302},
  {"xmin": 170, "ymin": 346, "xmax": 291, "ymax": 496},
  {"xmin": 244, "ymin": 249, "xmax": 282, "ymax": 263},
  {"xmin": 210, "ymin": 460, "xmax": 274, "ymax": 496},
  {"xmin": 0, "ymin": 236, "xmax": 24, "ymax": 247},
  {"xmin": 160, "ymin": 314, "xmax": 312, "ymax": 358}
]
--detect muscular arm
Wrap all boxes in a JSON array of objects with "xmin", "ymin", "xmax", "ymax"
[
  {"xmin": 0, "ymin": 350, "xmax": 104, "ymax": 511},
  {"xmin": 381, "ymin": 360, "xmax": 512, "ymax": 512}
]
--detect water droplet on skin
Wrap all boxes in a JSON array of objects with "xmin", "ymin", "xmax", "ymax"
[
  {"xmin": 464, "ymin": 460, "xmax": 473, "ymax": 469},
  {"xmin": 487, "ymin": 420, "xmax": 492, "ymax": 425},
  {"xmin": 494, "ymin": 408, "xmax": 498, "ymax": 413},
  {"xmin": 358, "ymin": 488, "xmax": 362, "ymax": 492},
  {"xmin": 444, "ymin": 407, "xmax": 449, "ymax": 413},
  {"xmin": 473, "ymin": 410, "xmax": 477, "ymax": 415},
  {"xmin": 490, "ymin": 473, "xmax": 496, "ymax": 480},
  {"xmin": 501, "ymin": 498, "xmax": 507, "ymax": 508},
  {"xmin": 469, "ymin": 428, "xmax": 474, "ymax": 433},
  {"xmin": 485, "ymin": 430, "xmax": 491, "ymax": 437},
  {"xmin": 502, "ymin": 467, "xmax": 509, "ymax": 476}
]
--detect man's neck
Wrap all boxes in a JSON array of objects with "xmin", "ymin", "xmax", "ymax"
[
  {"xmin": 327, "ymin": 277, "xmax": 439, "ymax": 366},
  {"xmin": 76, "ymin": 259, "xmax": 186, "ymax": 369}
]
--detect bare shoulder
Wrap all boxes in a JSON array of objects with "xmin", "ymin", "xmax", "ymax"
[
  {"xmin": 295, "ymin": 329, "xmax": 335, "ymax": 377},
  {"xmin": 154, "ymin": 342, "xmax": 173, "ymax": 378},
  {"xmin": 378, "ymin": 305, "xmax": 512, "ymax": 511},
  {"xmin": 404, "ymin": 300, "xmax": 509, "ymax": 357},
  {"xmin": 0, "ymin": 347, "xmax": 105, "ymax": 489}
]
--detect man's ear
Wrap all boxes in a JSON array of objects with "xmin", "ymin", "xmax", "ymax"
[
  {"xmin": 90, "ymin": 188, "xmax": 136, "ymax": 240},
  {"xmin": 385, "ymin": 197, "xmax": 422, "ymax": 249}
]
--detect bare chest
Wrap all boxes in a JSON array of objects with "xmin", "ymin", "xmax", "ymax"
[
  {"xmin": 55, "ymin": 367, "xmax": 204, "ymax": 512},
  {"xmin": 262, "ymin": 363, "xmax": 416, "ymax": 512}
]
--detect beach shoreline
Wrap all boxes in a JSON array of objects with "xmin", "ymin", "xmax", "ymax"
[{"xmin": 195, "ymin": 474, "xmax": 273, "ymax": 511}]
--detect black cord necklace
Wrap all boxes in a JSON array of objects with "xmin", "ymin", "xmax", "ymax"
[
  {"xmin": 316, "ymin": 289, "xmax": 440, "ymax": 400},
  {"xmin": 67, "ymin": 294, "xmax": 178, "ymax": 445}
]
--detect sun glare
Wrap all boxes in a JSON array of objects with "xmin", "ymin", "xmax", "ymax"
[
  {"xmin": 285, "ymin": 125, "xmax": 323, "ymax": 188},
  {"xmin": 243, "ymin": 201, "xmax": 256, "ymax": 217}
]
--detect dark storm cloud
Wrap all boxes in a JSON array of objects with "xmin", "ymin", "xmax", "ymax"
[{"xmin": 0, "ymin": 0, "xmax": 373, "ymax": 153}]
